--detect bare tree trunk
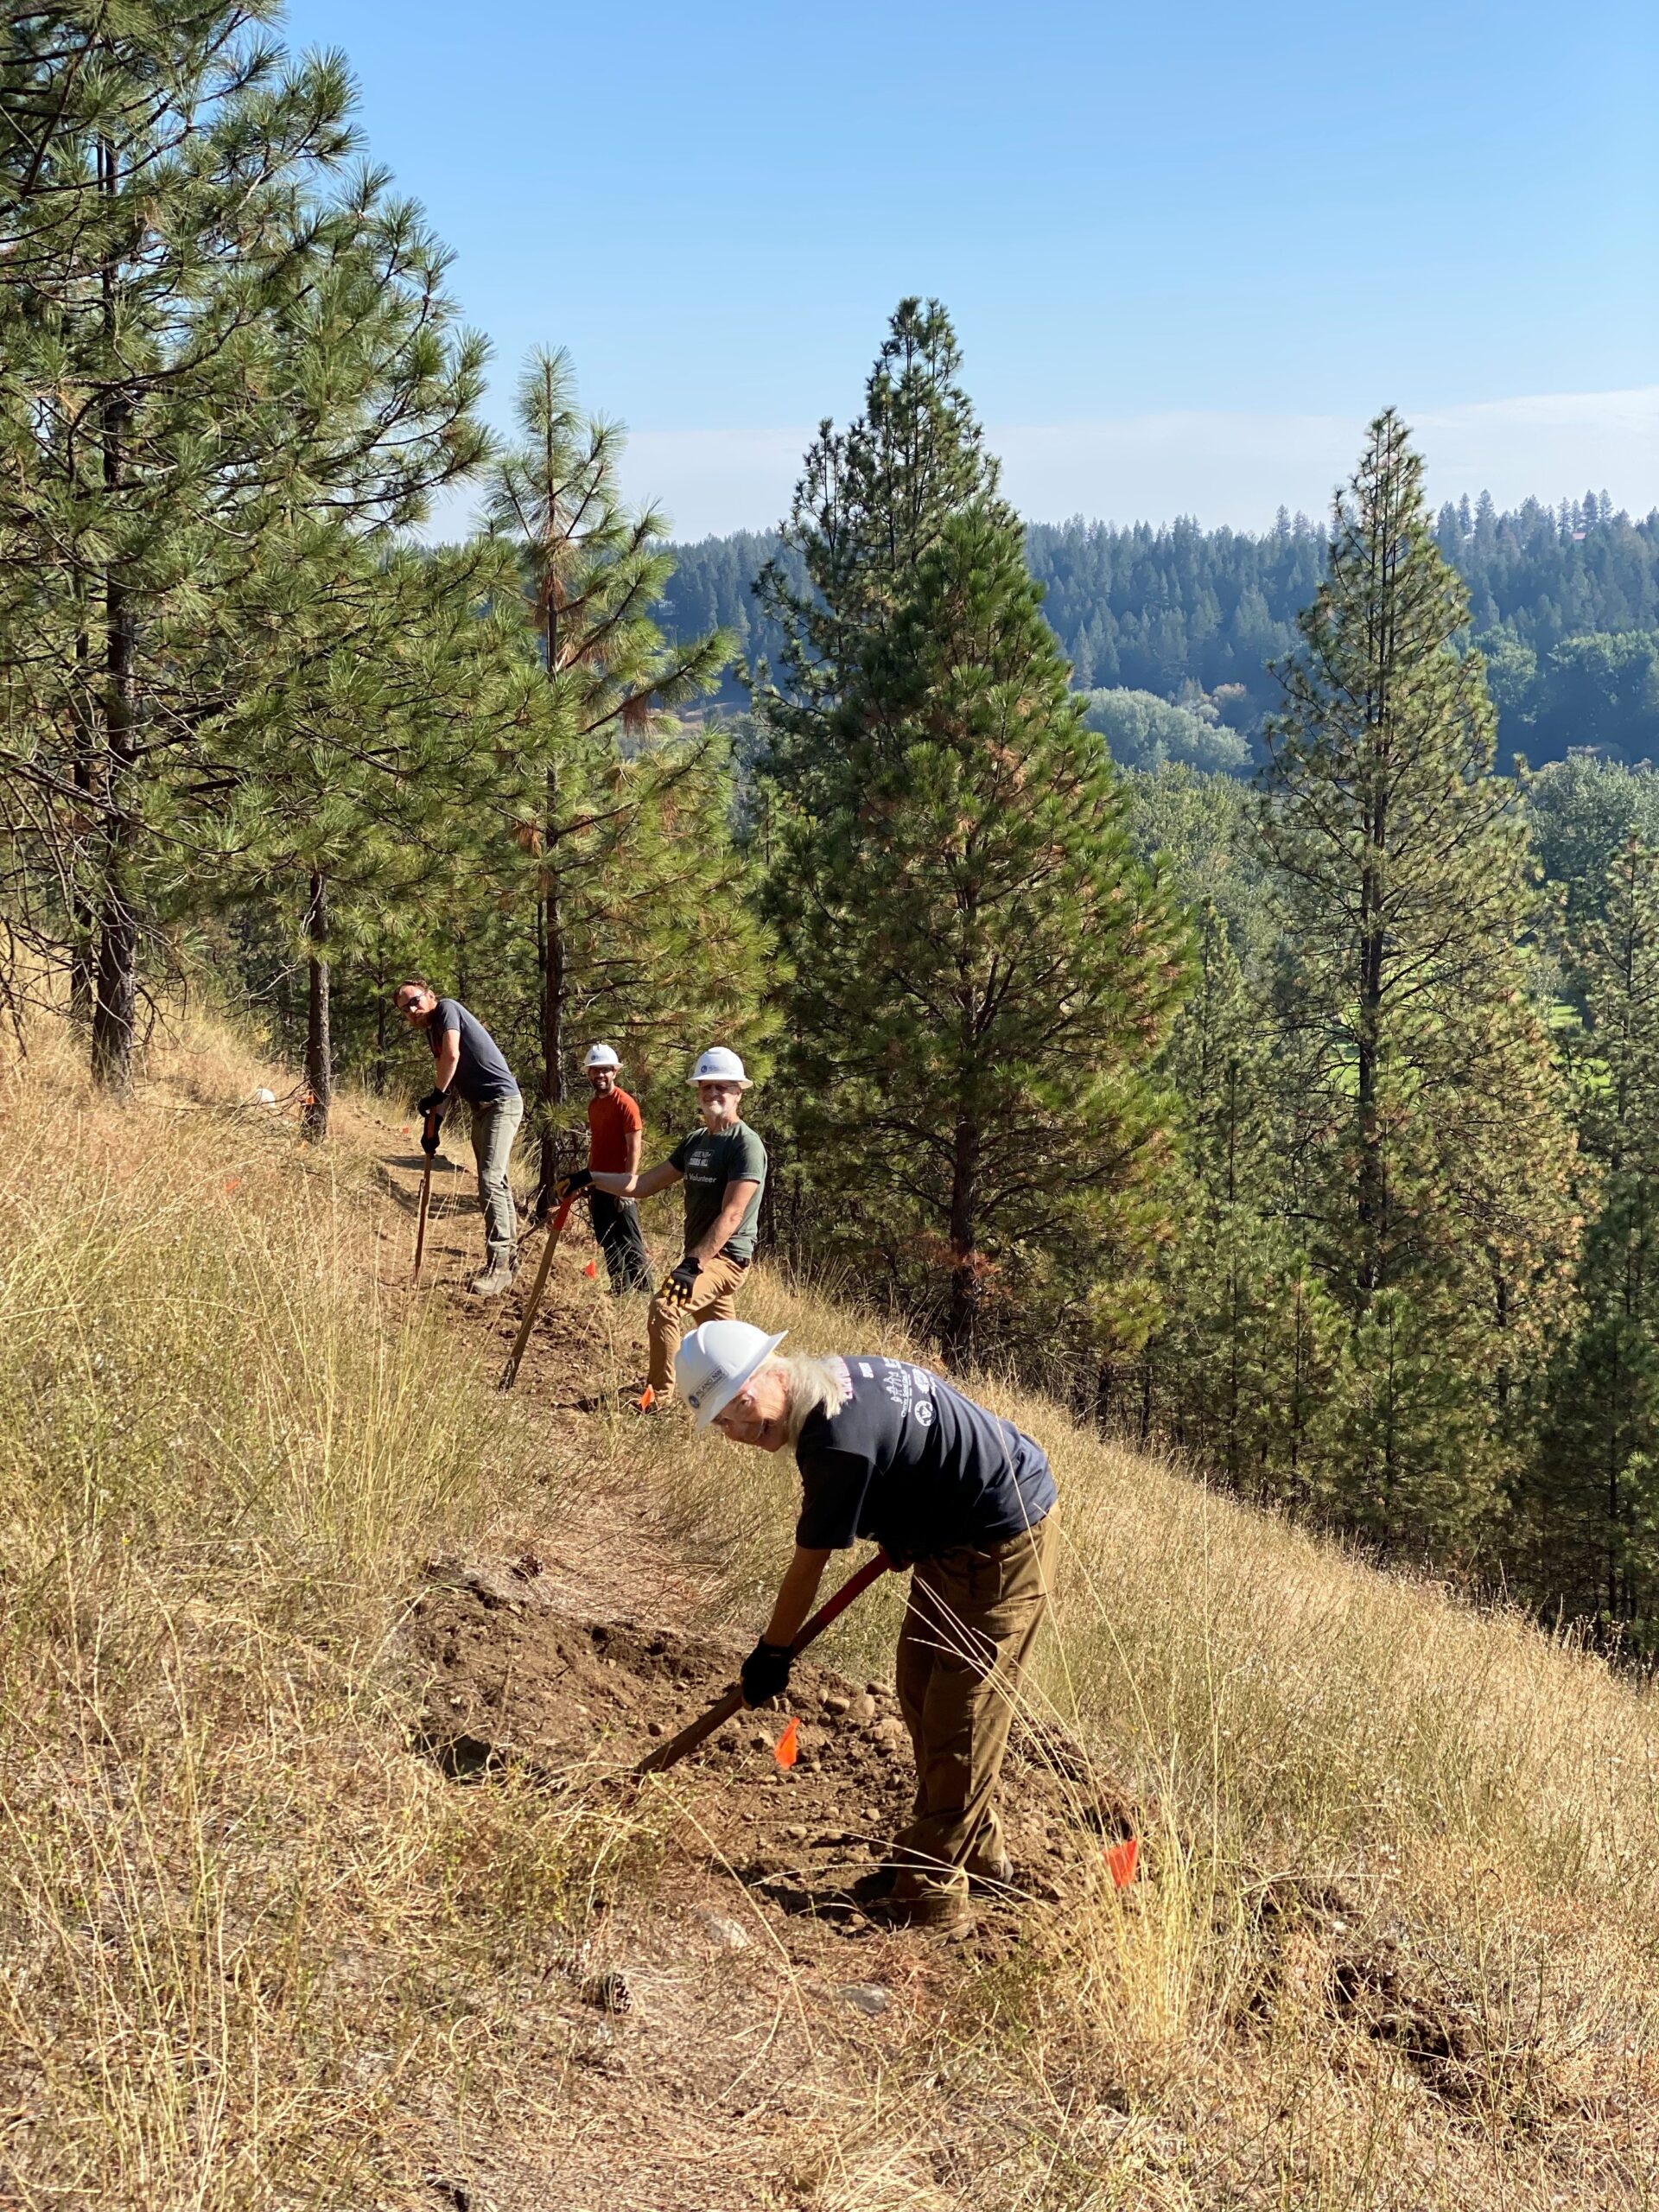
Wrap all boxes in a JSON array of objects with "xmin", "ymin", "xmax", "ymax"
[
  {"xmin": 89, "ymin": 541, "xmax": 137, "ymax": 1096},
  {"xmin": 537, "ymin": 854, "xmax": 567, "ymax": 1214},
  {"xmin": 942, "ymin": 1112, "xmax": 981, "ymax": 1365},
  {"xmin": 302, "ymin": 869, "xmax": 332, "ymax": 1141},
  {"xmin": 89, "ymin": 139, "xmax": 137, "ymax": 1098}
]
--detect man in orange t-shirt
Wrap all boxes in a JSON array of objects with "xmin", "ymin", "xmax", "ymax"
[{"xmin": 582, "ymin": 1044, "xmax": 652, "ymax": 1292}]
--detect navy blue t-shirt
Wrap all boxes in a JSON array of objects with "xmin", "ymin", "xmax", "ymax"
[
  {"xmin": 794, "ymin": 1357, "xmax": 1056, "ymax": 1564},
  {"xmin": 429, "ymin": 997, "xmax": 518, "ymax": 1106}
]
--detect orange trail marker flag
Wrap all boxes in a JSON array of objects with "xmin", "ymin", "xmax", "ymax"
[
  {"xmin": 638, "ymin": 1385, "xmax": 655, "ymax": 1411},
  {"xmin": 583, "ymin": 1258, "xmax": 598, "ymax": 1279},
  {"xmin": 1105, "ymin": 1836, "xmax": 1140, "ymax": 1890},
  {"xmin": 773, "ymin": 1718, "xmax": 800, "ymax": 1769}
]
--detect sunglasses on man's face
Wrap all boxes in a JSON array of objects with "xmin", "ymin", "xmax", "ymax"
[{"xmin": 395, "ymin": 998, "xmax": 424, "ymax": 1017}]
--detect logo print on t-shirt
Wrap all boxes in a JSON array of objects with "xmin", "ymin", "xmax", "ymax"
[{"xmin": 914, "ymin": 1398, "xmax": 935, "ymax": 1427}]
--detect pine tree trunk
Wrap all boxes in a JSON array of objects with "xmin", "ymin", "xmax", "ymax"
[
  {"xmin": 69, "ymin": 622, "xmax": 96, "ymax": 1022},
  {"xmin": 90, "ymin": 544, "xmax": 137, "ymax": 1096},
  {"xmin": 943, "ymin": 1113, "xmax": 981, "ymax": 1363},
  {"xmin": 538, "ymin": 877, "xmax": 567, "ymax": 1213},
  {"xmin": 89, "ymin": 143, "xmax": 138, "ymax": 1099},
  {"xmin": 302, "ymin": 870, "xmax": 332, "ymax": 1141}
]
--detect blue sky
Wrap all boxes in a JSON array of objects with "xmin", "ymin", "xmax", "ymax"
[{"xmin": 282, "ymin": 0, "xmax": 1658, "ymax": 536}]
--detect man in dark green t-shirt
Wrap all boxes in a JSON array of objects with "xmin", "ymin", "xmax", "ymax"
[{"xmin": 563, "ymin": 1046, "xmax": 766, "ymax": 1403}]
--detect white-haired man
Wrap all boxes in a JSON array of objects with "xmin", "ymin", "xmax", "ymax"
[
  {"xmin": 675, "ymin": 1319, "xmax": 1058, "ymax": 1934},
  {"xmin": 582, "ymin": 1044, "xmax": 652, "ymax": 1294},
  {"xmin": 560, "ymin": 1047, "xmax": 766, "ymax": 1401}
]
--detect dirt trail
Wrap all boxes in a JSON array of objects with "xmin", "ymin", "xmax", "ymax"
[{"xmin": 355, "ymin": 1109, "xmax": 1141, "ymax": 2211}]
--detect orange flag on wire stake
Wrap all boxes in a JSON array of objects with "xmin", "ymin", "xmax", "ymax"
[
  {"xmin": 583, "ymin": 1258, "xmax": 598, "ymax": 1278},
  {"xmin": 1105, "ymin": 1836, "xmax": 1140, "ymax": 1890},
  {"xmin": 637, "ymin": 1385, "xmax": 655, "ymax": 1411},
  {"xmin": 773, "ymin": 1718, "xmax": 799, "ymax": 1769}
]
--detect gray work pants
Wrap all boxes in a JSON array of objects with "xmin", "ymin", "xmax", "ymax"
[{"xmin": 469, "ymin": 1094, "xmax": 523, "ymax": 1266}]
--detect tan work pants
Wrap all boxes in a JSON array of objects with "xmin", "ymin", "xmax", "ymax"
[
  {"xmin": 891, "ymin": 1510, "xmax": 1057, "ymax": 1901},
  {"xmin": 645, "ymin": 1253, "xmax": 748, "ymax": 1396}
]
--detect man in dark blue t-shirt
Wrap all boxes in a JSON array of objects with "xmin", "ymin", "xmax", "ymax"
[
  {"xmin": 675, "ymin": 1321, "xmax": 1058, "ymax": 1934},
  {"xmin": 394, "ymin": 980, "xmax": 523, "ymax": 1296}
]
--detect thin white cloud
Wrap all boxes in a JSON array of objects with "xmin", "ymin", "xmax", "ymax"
[{"xmin": 421, "ymin": 388, "xmax": 1659, "ymax": 543}]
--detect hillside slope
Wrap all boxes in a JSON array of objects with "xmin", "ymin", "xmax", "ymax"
[{"xmin": 3, "ymin": 1014, "xmax": 1657, "ymax": 2209}]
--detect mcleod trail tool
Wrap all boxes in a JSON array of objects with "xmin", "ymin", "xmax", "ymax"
[
  {"xmin": 635, "ymin": 1550, "xmax": 891, "ymax": 1777},
  {"xmin": 411, "ymin": 1105, "xmax": 442, "ymax": 1286},
  {"xmin": 498, "ymin": 1192, "xmax": 575, "ymax": 1391}
]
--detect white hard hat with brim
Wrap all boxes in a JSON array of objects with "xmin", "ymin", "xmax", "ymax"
[{"xmin": 677, "ymin": 1319, "xmax": 787, "ymax": 1428}]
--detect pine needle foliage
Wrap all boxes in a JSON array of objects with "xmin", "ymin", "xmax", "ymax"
[
  {"xmin": 1525, "ymin": 838, "xmax": 1659, "ymax": 1647},
  {"xmin": 484, "ymin": 348, "xmax": 772, "ymax": 1198},
  {"xmin": 753, "ymin": 297, "xmax": 1009, "ymax": 805},
  {"xmin": 777, "ymin": 499, "xmax": 1191, "ymax": 1363},
  {"xmin": 0, "ymin": 0, "xmax": 488, "ymax": 1094},
  {"xmin": 1260, "ymin": 410, "xmax": 1576, "ymax": 1554}
]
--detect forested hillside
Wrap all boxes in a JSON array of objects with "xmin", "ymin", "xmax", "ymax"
[
  {"xmin": 6, "ymin": 0, "xmax": 1659, "ymax": 1667},
  {"xmin": 660, "ymin": 495, "xmax": 1659, "ymax": 766}
]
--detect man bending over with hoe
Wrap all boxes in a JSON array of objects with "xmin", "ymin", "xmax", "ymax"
[
  {"xmin": 561, "ymin": 1046, "xmax": 766, "ymax": 1403},
  {"xmin": 677, "ymin": 1319, "xmax": 1058, "ymax": 1935},
  {"xmin": 394, "ymin": 980, "xmax": 523, "ymax": 1297}
]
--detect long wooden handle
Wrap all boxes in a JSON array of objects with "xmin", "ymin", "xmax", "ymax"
[
  {"xmin": 410, "ymin": 1124, "xmax": 437, "ymax": 1286},
  {"xmin": 498, "ymin": 1193, "xmax": 575, "ymax": 1391},
  {"xmin": 635, "ymin": 1550, "xmax": 891, "ymax": 1777}
]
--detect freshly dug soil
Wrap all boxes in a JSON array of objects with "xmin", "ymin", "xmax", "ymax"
[{"xmin": 404, "ymin": 1553, "xmax": 1139, "ymax": 1920}]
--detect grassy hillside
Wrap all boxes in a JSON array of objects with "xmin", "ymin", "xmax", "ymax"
[{"xmin": 3, "ymin": 1012, "xmax": 1657, "ymax": 2208}]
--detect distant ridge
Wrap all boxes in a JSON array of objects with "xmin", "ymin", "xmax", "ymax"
[{"xmin": 658, "ymin": 496, "xmax": 1659, "ymax": 764}]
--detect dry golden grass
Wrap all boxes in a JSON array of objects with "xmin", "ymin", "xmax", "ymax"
[
  {"xmin": 0, "ymin": 1014, "xmax": 665, "ymax": 2208},
  {"xmin": 644, "ymin": 1268, "xmax": 1659, "ymax": 2207},
  {"xmin": 4, "ymin": 1006, "xmax": 1659, "ymax": 2208}
]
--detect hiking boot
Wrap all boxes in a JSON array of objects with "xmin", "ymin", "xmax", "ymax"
[
  {"xmin": 846, "ymin": 1865, "xmax": 898, "ymax": 1908},
  {"xmin": 869, "ymin": 1889, "xmax": 974, "ymax": 1937},
  {"xmin": 967, "ymin": 1854, "xmax": 1017, "ymax": 1896},
  {"xmin": 469, "ymin": 1259, "xmax": 515, "ymax": 1299}
]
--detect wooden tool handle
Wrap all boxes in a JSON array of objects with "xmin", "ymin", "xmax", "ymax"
[
  {"xmin": 635, "ymin": 1550, "xmax": 891, "ymax": 1777},
  {"xmin": 498, "ymin": 1193, "xmax": 575, "ymax": 1391}
]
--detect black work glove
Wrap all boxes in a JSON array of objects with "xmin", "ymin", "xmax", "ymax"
[
  {"xmin": 416, "ymin": 1087, "xmax": 447, "ymax": 1118},
  {"xmin": 741, "ymin": 1637, "xmax": 794, "ymax": 1708},
  {"xmin": 558, "ymin": 1166, "xmax": 594, "ymax": 1197},
  {"xmin": 419, "ymin": 1116, "xmax": 441, "ymax": 1158},
  {"xmin": 658, "ymin": 1256, "xmax": 700, "ymax": 1310}
]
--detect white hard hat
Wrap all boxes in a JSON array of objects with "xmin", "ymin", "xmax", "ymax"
[
  {"xmin": 585, "ymin": 1042, "xmax": 620, "ymax": 1070},
  {"xmin": 676, "ymin": 1319, "xmax": 787, "ymax": 1428},
  {"xmin": 690, "ymin": 1046, "xmax": 749, "ymax": 1088}
]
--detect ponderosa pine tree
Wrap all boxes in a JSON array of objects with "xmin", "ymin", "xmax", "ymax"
[
  {"xmin": 754, "ymin": 297, "xmax": 1007, "ymax": 807},
  {"xmin": 0, "ymin": 2, "xmax": 487, "ymax": 1093},
  {"xmin": 776, "ymin": 501, "xmax": 1190, "ymax": 1363},
  {"xmin": 486, "ymin": 349, "xmax": 770, "ymax": 1204},
  {"xmin": 1526, "ymin": 838, "xmax": 1659, "ymax": 1645},
  {"xmin": 1137, "ymin": 900, "xmax": 1345, "ymax": 1498},
  {"xmin": 1261, "ymin": 410, "xmax": 1577, "ymax": 1554},
  {"xmin": 209, "ymin": 540, "xmax": 528, "ymax": 1138}
]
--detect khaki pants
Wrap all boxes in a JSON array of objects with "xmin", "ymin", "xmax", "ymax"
[
  {"xmin": 891, "ymin": 1510, "xmax": 1057, "ymax": 1901},
  {"xmin": 646, "ymin": 1253, "xmax": 748, "ymax": 1396},
  {"xmin": 469, "ymin": 1095, "xmax": 523, "ymax": 1267}
]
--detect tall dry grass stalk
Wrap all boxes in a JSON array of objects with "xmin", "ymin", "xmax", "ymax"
[
  {"xmin": 645, "ymin": 1268, "xmax": 1659, "ymax": 2202},
  {"xmin": 0, "ymin": 1018, "xmax": 649, "ymax": 2207}
]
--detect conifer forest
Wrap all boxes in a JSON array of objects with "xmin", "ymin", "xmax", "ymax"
[{"xmin": 8, "ymin": 1, "xmax": 1659, "ymax": 1662}]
